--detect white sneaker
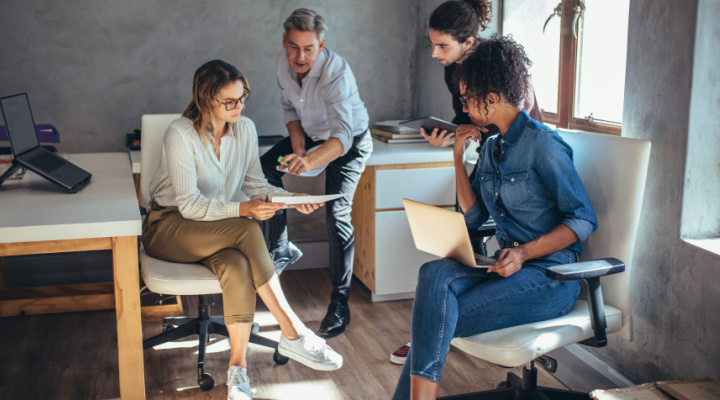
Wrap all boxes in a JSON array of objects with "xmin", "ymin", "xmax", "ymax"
[
  {"xmin": 227, "ymin": 366, "xmax": 252, "ymax": 400},
  {"xmin": 278, "ymin": 330, "xmax": 343, "ymax": 371}
]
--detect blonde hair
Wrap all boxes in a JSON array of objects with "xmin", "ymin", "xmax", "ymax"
[{"xmin": 182, "ymin": 60, "xmax": 250, "ymax": 145}]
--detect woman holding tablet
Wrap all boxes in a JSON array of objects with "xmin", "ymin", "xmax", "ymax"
[
  {"xmin": 391, "ymin": 37, "xmax": 597, "ymax": 400},
  {"xmin": 142, "ymin": 60, "xmax": 342, "ymax": 400}
]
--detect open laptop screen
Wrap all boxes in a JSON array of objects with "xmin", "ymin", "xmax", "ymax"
[{"xmin": 0, "ymin": 93, "xmax": 40, "ymax": 156}]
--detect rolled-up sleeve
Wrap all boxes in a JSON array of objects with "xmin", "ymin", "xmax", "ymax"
[
  {"xmin": 323, "ymin": 73, "xmax": 355, "ymax": 154},
  {"xmin": 535, "ymin": 135, "xmax": 598, "ymax": 242}
]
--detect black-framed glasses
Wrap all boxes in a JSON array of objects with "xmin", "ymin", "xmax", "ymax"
[
  {"xmin": 493, "ymin": 139, "xmax": 504, "ymax": 162},
  {"xmin": 216, "ymin": 91, "xmax": 250, "ymax": 111},
  {"xmin": 459, "ymin": 95, "xmax": 469, "ymax": 108}
]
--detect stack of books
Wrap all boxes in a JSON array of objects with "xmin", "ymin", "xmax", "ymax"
[{"xmin": 371, "ymin": 120, "xmax": 427, "ymax": 144}]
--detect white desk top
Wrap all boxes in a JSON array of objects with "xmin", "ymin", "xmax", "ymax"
[
  {"xmin": 0, "ymin": 153, "xmax": 142, "ymax": 244},
  {"xmin": 128, "ymin": 149, "xmax": 141, "ymax": 174},
  {"xmin": 367, "ymin": 138, "xmax": 454, "ymax": 166}
]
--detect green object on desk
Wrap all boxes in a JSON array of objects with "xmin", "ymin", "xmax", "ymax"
[{"xmin": 277, "ymin": 156, "xmax": 288, "ymax": 166}]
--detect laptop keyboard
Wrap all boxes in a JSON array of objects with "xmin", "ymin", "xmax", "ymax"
[
  {"xmin": 474, "ymin": 253, "xmax": 495, "ymax": 266},
  {"xmin": 28, "ymin": 153, "xmax": 64, "ymax": 172}
]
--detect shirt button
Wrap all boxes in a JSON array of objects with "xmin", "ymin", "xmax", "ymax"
[
  {"xmin": 481, "ymin": 177, "xmax": 484, "ymax": 180},
  {"xmin": 511, "ymin": 178, "xmax": 515, "ymax": 182},
  {"xmin": 500, "ymin": 213, "xmax": 504, "ymax": 217},
  {"xmin": 513, "ymin": 241, "xmax": 520, "ymax": 247},
  {"xmin": 495, "ymin": 192, "xmax": 498, "ymax": 196}
]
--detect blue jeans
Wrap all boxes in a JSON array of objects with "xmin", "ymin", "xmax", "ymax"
[{"xmin": 391, "ymin": 259, "xmax": 580, "ymax": 400}]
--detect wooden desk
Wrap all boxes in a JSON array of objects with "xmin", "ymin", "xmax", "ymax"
[
  {"xmin": 0, "ymin": 153, "xmax": 146, "ymax": 399},
  {"xmin": 352, "ymin": 140, "xmax": 457, "ymax": 301}
]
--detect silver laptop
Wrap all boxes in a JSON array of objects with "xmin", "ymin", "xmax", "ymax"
[
  {"xmin": 0, "ymin": 93, "xmax": 91, "ymax": 192},
  {"xmin": 403, "ymin": 198, "xmax": 495, "ymax": 268}
]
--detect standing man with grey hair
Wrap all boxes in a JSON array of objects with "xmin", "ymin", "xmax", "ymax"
[{"xmin": 260, "ymin": 8, "xmax": 372, "ymax": 338}]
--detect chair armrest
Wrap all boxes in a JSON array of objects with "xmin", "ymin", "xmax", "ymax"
[
  {"xmin": 544, "ymin": 257, "xmax": 625, "ymax": 281},
  {"xmin": 544, "ymin": 257, "xmax": 625, "ymax": 348}
]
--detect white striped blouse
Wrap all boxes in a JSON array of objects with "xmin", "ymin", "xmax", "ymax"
[{"xmin": 149, "ymin": 116, "xmax": 292, "ymax": 221}]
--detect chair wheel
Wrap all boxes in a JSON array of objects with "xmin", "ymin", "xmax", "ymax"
[
  {"xmin": 251, "ymin": 322, "xmax": 260, "ymax": 334},
  {"xmin": 273, "ymin": 349, "xmax": 289, "ymax": 365},
  {"xmin": 198, "ymin": 372, "xmax": 214, "ymax": 391},
  {"xmin": 497, "ymin": 381, "xmax": 512, "ymax": 389}
]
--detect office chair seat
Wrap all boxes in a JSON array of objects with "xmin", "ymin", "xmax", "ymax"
[
  {"xmin": 140, "ymin": 246, "xmax": 222, "ymax": 295},
  {"xmin": 452, "ymin": 300, "xmax": 622, "ymax": 368}
]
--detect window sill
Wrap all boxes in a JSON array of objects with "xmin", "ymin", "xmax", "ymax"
[{"xmin": 682, "ymin": 237, "xmax": 720, "ymax": 257}]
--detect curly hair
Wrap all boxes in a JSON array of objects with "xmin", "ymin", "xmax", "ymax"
[
  {"xmin": 453, "ymin": 35, "xmax": 532, "ymax": 109},
  {"xmin": 429, "ymin": 0, "xmax": 492, "ymax": 43}
]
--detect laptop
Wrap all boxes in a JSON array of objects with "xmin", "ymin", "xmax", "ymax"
[
  {"xmin": 0, "ymin": 93, "xmax": 91, "ymax": 192},
  {"xmin": 403, "ymin": 198, "xmax": 495, "ymax": 268}
]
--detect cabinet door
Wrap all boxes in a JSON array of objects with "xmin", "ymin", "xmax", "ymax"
[
  {"xmin": 375, "ymin": 167, "xmax": 456, "ymax": 209},
  {"xmin": 374, "ymin": 209, "xmax": 443, "ymax": 296}
]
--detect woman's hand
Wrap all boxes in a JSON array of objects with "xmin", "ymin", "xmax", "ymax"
[
  {"xmin": 488, "ymin": 247, "xmax": 528, "ymax": 277},
  {"xmin": 288, "ymin": 193, "xmax": 324, "ymax": 214},
  {"xmin": 420, "ymin": 127, "xmax": 455, "ymax": 148},
  {"xmin": 453, "ymin": 124, "xmax": 487, "ymax": 160},
  {"xmin": 239, "ymin": 197, "xmax": 285, "ymax": 220}
]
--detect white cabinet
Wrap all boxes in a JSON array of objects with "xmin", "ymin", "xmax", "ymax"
[{"xmin": 352, "ymin": 161, "xmax": 455, "ymax": 301}]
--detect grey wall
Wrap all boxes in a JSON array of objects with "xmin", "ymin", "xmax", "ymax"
[
  {"xmin": 0, "ymin": 0, "xmax": 417, "ymax": 153},
  {"xmin": 588, "ymin": 0, "xmax": 720, "ymax": 384}
]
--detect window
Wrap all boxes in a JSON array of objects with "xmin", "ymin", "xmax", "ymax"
[{"xmin": 501, "ymin": 0, "xmax": 630, "ymax": 135}]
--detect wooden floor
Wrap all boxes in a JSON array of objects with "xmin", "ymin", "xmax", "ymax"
[{"xmin": 0, "ymin": 269, "xmax": 565, "ymax": 399}]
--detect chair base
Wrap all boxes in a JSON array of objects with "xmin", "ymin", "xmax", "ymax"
[
  {"xmin": 143, "ymin": 294, "xmax": 288, "ymax": 391},
  {"xmin": 439, "ymin": 363, "xmax": 590, "ymax": 400}
]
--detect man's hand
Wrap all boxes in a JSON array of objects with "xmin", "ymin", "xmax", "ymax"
[
  {"xmin": 488, "ymin": 247, "xmax": 528, "ymax": 277},
  {"xmin": 278, "ymin": 153, "xmax": 312, "ymax": 175},
  {"xmin": 420, "ymin": 127, "xmax": 455, "ymax": 148},
  {"xmin": 288, "ymin": 193, "xmax": 324, "ymax": 214},
  {"xmin": 239, "ymin": 197, "xmax": 286, "ymax": 220}
]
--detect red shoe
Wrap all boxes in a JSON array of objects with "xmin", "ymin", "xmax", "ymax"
[{"xmin": 390, "ymin": 342, "xmax": 411, "ymax": 365}]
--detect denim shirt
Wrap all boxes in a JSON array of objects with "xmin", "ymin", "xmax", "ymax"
[{"xmin": 464, "ymin": 110, "xmax": 597, "ymax": 264}]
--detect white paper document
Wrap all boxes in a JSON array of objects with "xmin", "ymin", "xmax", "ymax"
[{"xmin": 270, "ymin": 193, "xmax": 347, "ymax": 205}]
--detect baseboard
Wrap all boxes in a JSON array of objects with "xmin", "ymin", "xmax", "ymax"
[
  {"xmin": 546, "ymin": 344, "xmax": 635, "ymax": 392},
  {"xmin": 370, "ymin": 291, "xmax": 415, "ymax": 302}
]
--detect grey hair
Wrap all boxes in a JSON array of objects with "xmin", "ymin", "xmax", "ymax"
[{"xmin": 283, "ymin": 8, "xmax": 328, "ymax": 40}]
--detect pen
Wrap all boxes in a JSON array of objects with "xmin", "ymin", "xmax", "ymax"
[{"xmin": 277, "ymin": 156, "xmax": 289, "ymax": 167}]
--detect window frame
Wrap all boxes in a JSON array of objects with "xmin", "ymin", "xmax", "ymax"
[{"xmin": 501, "ymin": 0, "xmax": 623, "ymax": 136}]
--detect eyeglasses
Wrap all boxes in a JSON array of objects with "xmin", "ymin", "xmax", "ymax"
[
  {"xmin": 493, "ymin": 139, "xmax": 504, "ymax": 162},
  {"xmin": 216, "ymin": 91, "xmax": 250, "ymax": 111},
  {"xmin": 459, "ymin": 95, "xmax": 469, "ymax": 108}
]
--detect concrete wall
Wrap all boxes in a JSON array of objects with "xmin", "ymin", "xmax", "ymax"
[
  {"xmin": 0, "ymin": 0, "xmax": 417, "ymax": 153},
  {"xmin": 588, "ymin": 0, "xmax": 720, "ymax": 384}
]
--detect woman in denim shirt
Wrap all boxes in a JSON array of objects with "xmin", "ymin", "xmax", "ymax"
[{"xmin": 392, "ymin": 36, "xmax": 598, "ymax": 400}]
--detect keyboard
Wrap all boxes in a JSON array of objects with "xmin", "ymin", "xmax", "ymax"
[
  {"xmin": 258, "ymin": 135, "xmax": 284, "ymax": 147},
  {"xmin": 28, "ymin": 152, "xmax": 64, "ymax": 172},
  {"xmin": 474, "ymin": 253, "xmax": 496, "ymax": 267}
]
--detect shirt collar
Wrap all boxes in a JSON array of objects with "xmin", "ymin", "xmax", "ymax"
[{"xmin": 500, "ymin": 109, "xmax": 530, "ymax": 146}]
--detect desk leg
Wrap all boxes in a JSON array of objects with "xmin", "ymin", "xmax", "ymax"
[{"xmin": 112, "ymin": 236, "xmax": 146, "ymax": 400}]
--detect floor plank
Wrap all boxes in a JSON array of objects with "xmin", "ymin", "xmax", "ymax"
[{"xmin": 0, "ymin": 269, "xmax": 566, "ymax": 399}]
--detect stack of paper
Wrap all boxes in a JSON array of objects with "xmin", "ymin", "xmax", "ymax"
[{"xmin": 371, "ymin": 120, "xmax": 427, "ymax": 144}]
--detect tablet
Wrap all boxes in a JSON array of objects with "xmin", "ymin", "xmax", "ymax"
[{"xmin": 399, "ymin": 116, "xmax": 458, "ymax": 133}]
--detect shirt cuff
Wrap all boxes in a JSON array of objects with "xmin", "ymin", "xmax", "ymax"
[
  {"xmin": 463, "ymin": 201, "xmax": 484, "ymax": 229},
  {"xmin": 227, "ymin": 202, "xmax": 241, "ymax": 219},
  {"xmin": 283, "ymin": 110, "xmax": 300, "ymax": 125},
  {"xmin": 562, "ymin": 218, "xmax": 595, "ymax": 243}
]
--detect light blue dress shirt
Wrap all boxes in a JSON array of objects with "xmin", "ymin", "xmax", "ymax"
[
  {"xmin": 464, "ymin": 110, "xmax": 597, "ymax": 265},
  {"xmin": 275, "ymin": 48, "xmax": 369, "ymax": 155}
]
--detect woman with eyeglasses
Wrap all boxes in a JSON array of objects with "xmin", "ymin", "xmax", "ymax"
[
  {"xmin": 142, "ymin": 59, "xmax": 342, "ymax": 400},
  {"xmin": 391, "ymin": 37, "xmax": 597, "ymax": 400}
]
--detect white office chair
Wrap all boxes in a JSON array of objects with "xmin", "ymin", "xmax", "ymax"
[
  {"xmin": 139, "ymin": 114, "xmax": 288, "ymax": 392},
  {"xmin": 443, "ymin": 131, "xmax": 651, "ymax": 399}
]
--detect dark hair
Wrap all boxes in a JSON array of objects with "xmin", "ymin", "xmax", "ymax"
[
  {"xmin": 454, "ymin": 35, "xmax": 531, "ymax": 108},
  {"xmin": 182, "ymin": 60, "xmax": 249, "ymax": 144},
  {"xmin": 429, "ymin": 0, "xmax": 492, "ymax": 43}
]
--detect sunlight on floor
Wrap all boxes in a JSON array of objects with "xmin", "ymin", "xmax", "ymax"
[{"xmin": 255, "ymin": 379, "xmax": 345, "ymax": 400}]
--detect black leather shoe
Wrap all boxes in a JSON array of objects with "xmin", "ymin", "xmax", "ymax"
[
  {"xmin": 270, "ymin": 241, "xmax": 303, "ymax": 276},
  {"xmin": 317, "ymin": 298, "xmax": 350, "ymax": 338}
]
